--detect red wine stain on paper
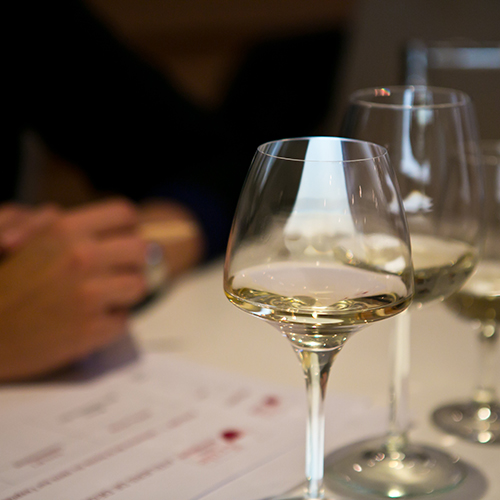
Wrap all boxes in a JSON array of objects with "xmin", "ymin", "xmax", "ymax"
[
  {"xmin": 221, "ymin": 429, "xmax": 243, "ymax": 442},
  {"xmin": 252, "ymin": 395, "xmax": 281, "ymax": 415},
  {"xmin": 263, "ymin": 396, "xmax": 280, "ymax": 407}
]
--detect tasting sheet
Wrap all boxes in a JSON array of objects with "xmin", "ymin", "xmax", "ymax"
[{"xmin": 0, "ymin": 350, "xmax": 385, "ymax": 500}]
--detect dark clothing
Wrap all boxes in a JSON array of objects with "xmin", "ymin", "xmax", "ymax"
[
  {"xmin": 6, "ymin": 0, "xmax": 343, "ymax": 258},
  {"xmin": 7, "ymin": 0, "xmax": 243, "ymax": 257}
]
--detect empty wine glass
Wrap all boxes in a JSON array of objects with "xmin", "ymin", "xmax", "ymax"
[
  {"xmin": 224, "ymin": 137, "xmax": 414, "ymax": 500},
  {"xmin": 325, "ymin": 87, "xmax": 483, "ymax": 497},
  {"xmin": 433, "ymin": 140, "xmax": 500, "ymax": 445}
]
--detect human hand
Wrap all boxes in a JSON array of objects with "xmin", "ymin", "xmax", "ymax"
[
  {"xmin": 0, "ymin": 203, "xmax": 60, "ymax": 255},
  {"xmin": 0, "ymin": 199, "xmax": 149, "ymax": 381}
]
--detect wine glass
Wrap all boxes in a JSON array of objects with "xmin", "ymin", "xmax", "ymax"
[
  {"xmin": 224, "ymin": 136, "xmax": 414, "ymax": 500},
  {"xmin": 325, "ymin": 87, "xmax": 484, "ymax": 497},
  {"xmin": 433, "ymin": 140, "xmax": 500, "ymax": 445}
]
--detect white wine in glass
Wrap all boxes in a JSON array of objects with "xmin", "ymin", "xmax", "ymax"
[
  {"xmin": 224, "ymin": 137, "xmax": 414, "ymax": 500},
  {"xmin": 325, "ymin": 86, "xmax": 483, "ymax": 497},
  {"xmin": 433, "ymin": 140, "xmax": 500, "ymax": 445}
]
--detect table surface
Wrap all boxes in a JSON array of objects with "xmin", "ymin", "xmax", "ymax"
[
  {"xmin": 1, "ymin": 259, "xmax": 498, "ymax": 500},
  {"xmin": 132, "ymin": 260, "xmax": 499, "ymax": 500}
]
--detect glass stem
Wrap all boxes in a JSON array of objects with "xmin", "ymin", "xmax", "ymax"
[
  {"xmin": 293, "ymin": 347, "xmax": 338, "ymax": 499},
  {"xmin": 387, "ymin": 310, "xmax": 411, "ymax": 452},
  {"xmin": 473, "ymin": 320, "xmax": 499, "ymax": 405}
]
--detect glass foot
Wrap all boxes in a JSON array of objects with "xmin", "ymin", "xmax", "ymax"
[
  {"xmin": 324, "ymin": 437, "xmax": 465, "ymax": 497},
  {"xmin": 270, "ymin": 483, "xmax": 339, "ymax": 500},
  {"xmin": 433, "ymin": 401, "xmax": 500, "ymax": 445}
]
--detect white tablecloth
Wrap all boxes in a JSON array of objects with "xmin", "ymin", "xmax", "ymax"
[{"xmin": 133, "ymin": 260, "xmax": 499, "ymax": 500}]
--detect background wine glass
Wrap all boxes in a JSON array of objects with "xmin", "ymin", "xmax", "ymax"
[
  {"xmin": 433, "ymin": 140, "xmax": 500, "ymax": 445},
  {"xmin": 325, "ymin": 86, "xmax": 484, "ymax": 497},
  {"xmin": 224, "ymin": 137, "xmax": 414, "ymax": 500}
]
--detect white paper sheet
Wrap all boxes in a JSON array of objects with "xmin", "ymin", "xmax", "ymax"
[{"xmin": 0, "ymin": 352, "xmax": 385, "ymax": 500}]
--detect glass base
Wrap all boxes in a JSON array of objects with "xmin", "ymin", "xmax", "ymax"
[
  {"xmin": 270, "ymin": 484, "xmax": 337, "ymax": 500},
  {"xmin": 323, "ymin": 437, "xmax": 465, "ymax": 497},
  {"xmin": 433, "ymin": 401, "xmax": 500, "ymax": 445}
]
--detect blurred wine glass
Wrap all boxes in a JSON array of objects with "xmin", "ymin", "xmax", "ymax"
[
  {"xmin": 325, "ymin": 86, "xmax": 484, "ymax": 497},
  {"xmin": 433, "ymin": 140, "xmax": 499, "ymax": 445}
]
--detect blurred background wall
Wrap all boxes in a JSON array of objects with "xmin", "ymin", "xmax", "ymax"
[
  {"xmin": 324, "ymin": 0, "xmax": 500, "ymax": 138},
  {"xmin": 25, "ymin": 0, "xmax": 500, "ymax": 204}
]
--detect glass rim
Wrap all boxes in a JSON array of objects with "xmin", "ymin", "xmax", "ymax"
[
  {"xmin": 349, "ymin": 85, "xmax": 472, "ymax": 110},
  {"xmin": 256, "ymin": 136, "xmax": 389, "ymax": 163}
]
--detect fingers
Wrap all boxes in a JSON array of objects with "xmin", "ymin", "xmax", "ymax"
[
  {"xmin": 72, "ymin": 310, "xmax": 131, "ymax": 362},
  {"xmin": 84, "ymin": 273, "xmax": 148, "ymax": 313},
  {"xmin": 69, "ymin": 277, "xmax": 145, "ymax": 367},
  {"xmin": 99, "ymin": 236, "xmax": 148, "ymax": 273},
  {"xmin": 88, "ymin": 311, "xmax": 130, "ymax": 347},
  {"xmin": 0, "ymin": 204, "xmax": 60, "ymax": 252},
  {"xmin": 63, "ymin": 236, "xmax": 149, "ymax": 308},
  {"xmin": 64, "ymin": 199, "xmax": 139, "ymax": 239},
  {"xmin": 68, "ymin": 236, "xmax": 148, "ymax": 277},
  {"xmin": 0, "ymin": 199, "xmax": 139, "ymax": 253}
]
